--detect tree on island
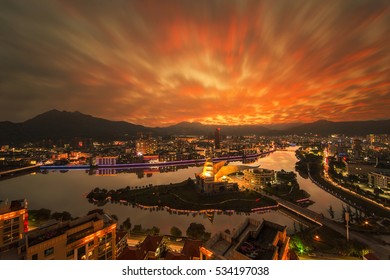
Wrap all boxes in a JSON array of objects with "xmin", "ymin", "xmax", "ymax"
[
  {"xmin": 187, "ymin": 177, "xmax": 195, "ymax": 187},
  {"xmin": 170, "ymin": 226, "xmax": 182, "ymax": 237},
  {"xmin": 186, "ymin": 223, "xmax": 211, "ymax": 241}
]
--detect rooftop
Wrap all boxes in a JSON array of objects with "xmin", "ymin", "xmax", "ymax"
[
  {"xmin": 182, "ymin": 239, "xmax": 202, "ymax": 259},
  {"xmin": 164, "ymin": 251, "xmax": 189, "ymax": 260},
  {"xmin": 26, "ymin": 212, "xmax": 115, "ymax": 247},
  {"xmin": 205, "ymin": 219, "xmax": 288, "ymax": 260},
  {"xmin": 118, "ymin": 235, "xmax": 163, "ymax": 260},
  {"xmin": 236, "ymin": 220, "xmax": 287, "ymax": 260},
  {"xmin": 0, "ymin": 199, "xmax": 26, "ymax": 215},
  {"xmin": 117, "ymin": 247, "xmax": 145, "ymax": 260}
]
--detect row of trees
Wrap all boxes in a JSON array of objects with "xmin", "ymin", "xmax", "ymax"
[
  {"xmin": 120, "ymin": 218, "xmax": 211, "ymax": 241},
  {"xmin": 327, "ymin": 204, "xmax": 366, "ymax": 223},
  {"xmin": 29, "ymin": 208, "xmax": 73, "ymax": 223}
]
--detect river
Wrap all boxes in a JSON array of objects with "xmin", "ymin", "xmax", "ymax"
[{"xmin": 0, "ymin": 148, "xmax": 348, "ymax": 235}]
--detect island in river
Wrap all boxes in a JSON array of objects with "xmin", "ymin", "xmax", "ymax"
[
  {"xmin": 86, "ymin": 178, "xmax": 279, "ymax": 212},
  {"xmin": 86, "ymin": 171, "xmax": 313, "ymax": 214}
]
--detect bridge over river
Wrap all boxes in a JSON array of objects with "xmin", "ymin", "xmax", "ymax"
[{"xmin": 264, "ymin": 192, "xmax": 390, "ymax": 259}]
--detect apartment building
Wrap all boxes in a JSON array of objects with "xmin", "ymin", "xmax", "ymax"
[
  {"xmin": 21, "ymin": 211, "xmax": 116, "ymax": 260},
  {"xmin": 0, "ymin": 199, "xmax": 28, "ymax": 252}
]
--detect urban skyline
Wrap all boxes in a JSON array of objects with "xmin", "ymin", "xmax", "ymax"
[
  {"xmin": 1, "ymin": 0, "xmax": 390, "ymax": 263},
  {"xmin": 1, "ymin": 0, "xmax": 389, "ymax": 126}
]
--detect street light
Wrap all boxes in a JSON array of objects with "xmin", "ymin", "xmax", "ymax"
[{"xmin": 345, "ymin": 212, "xmax": 350, "ymax": 242}]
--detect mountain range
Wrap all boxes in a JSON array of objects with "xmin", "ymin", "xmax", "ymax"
[{"xmin": 0, "ymin": 110, "xmax": 389, "ymax": 144}]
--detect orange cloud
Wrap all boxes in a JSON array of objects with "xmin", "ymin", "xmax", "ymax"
[{"xmin": 0, "ymin": 0, "xmax": 389, "ymax": 125}]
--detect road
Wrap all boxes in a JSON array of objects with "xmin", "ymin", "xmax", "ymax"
[
  {"xmin": 262, "ymin": 192, "xmax": 390, "ymax": 259},
  {"xmin": 320, "ymin": 151, "xmax": 390, "ymax": 212}
]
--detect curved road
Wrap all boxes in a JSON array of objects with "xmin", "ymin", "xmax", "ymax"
[{"xmin": 264, "ymin": 192, "xmax": 390, "ymax": 259}]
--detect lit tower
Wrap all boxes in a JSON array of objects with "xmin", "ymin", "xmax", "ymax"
[{"xmin": 201, "ymin": 159, "xmax": 215, "ymax": 183}]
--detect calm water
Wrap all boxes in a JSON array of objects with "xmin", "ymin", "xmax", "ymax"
[
  {"xmin": 255, "ymin": 148, "xmax": 346, "ymax": 220},
  {"xmin": 0, "ymin": 149, "xmax": 347, "ymax": 234}
]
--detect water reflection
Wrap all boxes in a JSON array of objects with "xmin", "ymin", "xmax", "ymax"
[
  {"xmin": 0, "ymin": 149, "xmax": 348, "ymax": 234},
  {"xmin": 254, "ymin": 148, "xmax": 351, "ymax": 220}
]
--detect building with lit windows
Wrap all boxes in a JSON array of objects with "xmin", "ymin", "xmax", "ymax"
[
  {"xmin": 0, "ymin": 200, "xmax": 28, "ymax": 252},
  {"xmin": 243, "ymin": 168, "xmax": 275, "ymax": 187},
  {"xmin": 200, "ymin": 219, "xmax": 289, "ymax": 260},
  {"xmin": 20, "ymin": 211, "xmax": 116, "ymax": 260},
  {"xmin": 95, "ymin": 156, "xmax": 117, "ymax": 166},
  {"xmin": 136, "ymin": 139, "xmax": 158, "ymax": 155},
  {"xmin": 368, "ymin": 172, "xmax": 390, "ymax": 189}
]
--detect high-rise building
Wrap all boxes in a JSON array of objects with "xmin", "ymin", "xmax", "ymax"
[
  {"xmin": 136, "ymin": 139, "xmax": 157, "ymax": 155},
  {"xmin": 352, "ymin": 139, "xmax": 363, "ymax": 158},
  {"xmin": 20, "ymin": 211, "xmax": 117, "ymax": 260},
  {"xmin": 0, "ymin": 200, "xmax": 28, "ymax": 251},
  {"xmin": 214, "ymin": 128, "xmax": 221, "ymax": 149}
]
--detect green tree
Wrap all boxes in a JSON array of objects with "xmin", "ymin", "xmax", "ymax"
[
  {"xmin": 30, "ymin": 208, "xmax": 51, "ymax": 221},
  {"xmin": 187, "ymin": 177, "xmax": 195, "ymax": 187},
  {"xmin": 51, "ymin": 211, "xmax": 72, "ymax": 221},
  {"xmin": 148, "ymin": 226, "xmax": 160, "ymax": 235},
  {"xmin": 122, "ymin": 218, "xmax": 132, "ymax": 232},
  {"xmin": 186, "ymin": 223, "xmax": 211, "ymax": 241},
  {"xmin": 170, "ymin": 226, "xmax": 182, "ymax": 237},
  {"xmin": 132, "ymin": 224, "xmax": 142, "ymax": 233},
  {"xmin": 289, "ymin": 235, "xmax": 311, "ymax": 255},
  {"xmin": 327, "ymin": 205, "xmax": 335, "ymax": 219}
]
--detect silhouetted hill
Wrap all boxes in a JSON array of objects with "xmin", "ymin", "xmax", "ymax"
[
  {"xmin": 156, "ymin": 121, "xmax": 209, "ymax": 135},
  {"xmin": 157, "ymin": 122, "xmax": 275, "ymax": 136},
  {"xmin": 1, "ymin": 110, "xmax": 389, "ymax": 145},
  {"xmin": 263, "ymin": 122, "xmax": 303, "ymax": 130},
  {"xmin": 0, "ymin": 110, "xmax": 151, "ymax": 144},
  {"xmin": 289, "ymin": 119, "xmax": 390, "ymax": 135}
]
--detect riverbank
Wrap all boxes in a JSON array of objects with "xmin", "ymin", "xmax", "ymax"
[
  {"xmin": 295, "ymin": 149, "xmax": 390, "ymax": 218},
  {"xmin": 309, "ymin": 163, "xmax": 390, "ymax": 218},
  {"xmin": 41, "ymin": 150, "xmax": 276, "ymax": 170},
  {"xmin": 86, "ymin": 179, "xmax": 278, "ymax": 212}
]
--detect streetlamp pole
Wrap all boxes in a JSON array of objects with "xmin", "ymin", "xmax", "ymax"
[{"xmin": 345, "ymin": 212, "xmax": 350, "ymax": 242}]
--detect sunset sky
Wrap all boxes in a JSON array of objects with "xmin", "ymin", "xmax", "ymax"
[{"xmin": 0, "ymin": 0, "xmax": 389, "ymax": 126}]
